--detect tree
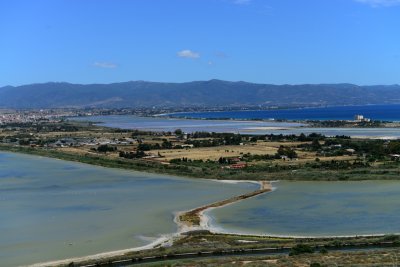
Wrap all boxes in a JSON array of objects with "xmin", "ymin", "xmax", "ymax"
[
  {"xmin": 289, "ymin": 244, "xmax": 314, "ymax": 256},
  {"xmin": 137, "ymin": 143, "xmax": 152, "ymax": 151},
  {"xmin": 174, "ymin": 129, "xmax": 183, "ymax": 136},
  {"xmin": 97, "ymin": 144, "xmax": 116, "ymax": 153},
  {"xmin": 311, "ymin": 139, "xmax": 322, "ymax": 151},
  {"xmin": 162, "ymin": 140, "xmax": 173, "ymax": 149},
  {"xmin": 277, "ymin": 145, "xmax": 298, "ymax": 159}
]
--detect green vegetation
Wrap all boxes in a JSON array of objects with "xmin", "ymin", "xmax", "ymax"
[
  {"xmin": 289, "ymin": 244, "xmax": 314, "ymax": 256},
  {"xmin": 95, "ymin": 144, "xmax": 117, "ymax": 153},
  {"xmin": 2, "ymin": 142, "xmax": 400, "ymax": 182},
  {"xmin": 2, "ymin": 120, "xmax": 400, "ymax": 266},
  {"xmin": 308, "ymin": 119, "xmax": 387, "ymax": 128},
  {"xmin": 2, "ymin": 121, "xmax": 400, "ymax": 181},
  {"xmin": 57, "ymin": 231, "xmax": 400, "ymax": 267}
]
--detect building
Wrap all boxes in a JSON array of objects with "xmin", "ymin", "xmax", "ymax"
[
  {"xmin": 354, "ymin": 114, "xmax": 371, "ymax": 122},
  {"xmin": 229, "ymin": 162, "xmax": 247, "ymax": 169},
  {"xmin": 354, "ymin": 114, "xmax": 364, "ymax": 121}
]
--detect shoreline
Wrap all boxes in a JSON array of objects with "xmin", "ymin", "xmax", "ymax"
[
  {"xmin": 157, "ymin": 114, "xmax": 400, "ymax": 125},
  {"xmin": 26, "ymin": 235, "xmax": 173, "ymax": 267},
  {"xmin": 175, "ymin": 181, "xmax": 273, "ymax": 232},
  {"xmin": 72, "ymin": 114, "xmax": 400, "ymax": 135},
  {"xmin": 0, "ymin": 151, "xmax": 395, "ymax": 266},
  {"xmin": 27, "ymin": 179, "xmax": 267, "ymax": 267},
  {"xmin": 23, "ymin": 178, "xmax": 400, "ymax": 267}
]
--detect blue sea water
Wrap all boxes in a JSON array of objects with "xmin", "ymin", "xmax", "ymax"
[{"xmin": 169, "ymin": 104, "xmax": 400, "ymax": 121}]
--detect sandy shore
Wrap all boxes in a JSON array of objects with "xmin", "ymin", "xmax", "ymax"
[
  {"xmin": 176, "ymin": 180, "xmax": 273, "ymax": 232},
  {"xmin": 26, "ymin": 179, "xmax": 395, "ymax": 267},
  {"xmin": 26, "ymin": 235, "xmax": 174, "ymax": 267},
  {"xmin": 198, "ymin": 181, "xmax": 274, "ymax": 231},
  {"xmin": 27, "ymin": 180, "xmax": 270, "ymax": 267}
]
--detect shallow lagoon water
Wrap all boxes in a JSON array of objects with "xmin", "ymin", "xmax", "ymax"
[
  {"xmin": 0, "ymin": 152, "xmax": 256, "ymax": 266},
  {"xmin": 71, "ymin": 115, "xmax": 400, "ymax": 139},
  {"xmin": 3, "ymin": 153, "xmax": 400, "ymax": 265},
  {"xmin": 71, "ymin": 115, "xmax": 304, "ymax": 133},
  {"xmin": 207, "ymin": 181, "xmax": 400, "ymax": 237},
  {"xmin": 242, "ymin": 127, "xmax": 400, "ymax": 139}
]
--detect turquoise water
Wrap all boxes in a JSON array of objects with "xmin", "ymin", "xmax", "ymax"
[
  {"xmin": 0, "ymin": 152, "xmax": 256, "ymax": 266},
  {"xmin": 207, "ymin": 181, "xmax": 400, "ymax": 237}
]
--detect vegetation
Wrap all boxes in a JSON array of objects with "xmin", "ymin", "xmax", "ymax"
[
  {"xmin": 95, "ymin": 144, "xmax": 117, "ymax": 153},
  {"xmin": 2, "ymin": 119, "xmax": 400, "ymax": 266},
  {"xmin": 308, "ymin": 119, "xmax": 387, "ymax": 128},
  {"xmin": 289, "ymin": 244, "xmax": 314, "ymax": 256},
  {"xmin": 2, "ymin": 120, "xmax": 400, "ymax": 181},
  {"xmin": 56, "ymin": 231, "xmax": 400, "ymax": 267}
]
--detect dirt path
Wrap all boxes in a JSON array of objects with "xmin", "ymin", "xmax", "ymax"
[{"xmin": 178, "ymin": 181, "xmax": 272, "ymax": 230}]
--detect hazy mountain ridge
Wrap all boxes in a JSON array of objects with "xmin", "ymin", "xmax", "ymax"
[{"xmin": 1, "ymin": 80, "xmax": 400, "ymax": 108}]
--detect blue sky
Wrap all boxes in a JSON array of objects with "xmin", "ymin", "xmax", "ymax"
[{"xmin": 1, "ymin": 0, "xmax": 399, "ymax": 86}]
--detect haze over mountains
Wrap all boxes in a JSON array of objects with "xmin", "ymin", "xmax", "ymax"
[{"xmin": 1, "ymin": 80, "xmax": 400, "ymax": 109}]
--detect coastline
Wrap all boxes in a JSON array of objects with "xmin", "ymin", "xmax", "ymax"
[
  {"xmin": 26, "ymin": 179, "xmax": 266, "ymax": 267},
  {"xmin": 22, "ymin": 178, "xmax": 400, "ymax": 267},
  {"xmin": 0, "ymin": 149, "xmax": 398, "ymax": 266},
  {"xmin": 160, "ymin": 104, "xmax": 400, "ymax": 123},
  {"xmin": 26, "ymin": 235, "xmax": 174, "ymax": 267},
  {"xmin": 176, "ymin": 180, "xmax": 273, "ymax": 232},
  {"xmin": 81, "ymin": 116, "xmax": 400, "ymax": 140}
]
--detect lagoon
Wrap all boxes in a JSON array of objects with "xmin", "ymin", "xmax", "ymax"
[
  {"xmin": 71, "ymin": 115, "xmax": 400, "ymax": 139},
  {"xmin": 0, "ymin": 152, "xmax": 256, "ymax": 266},
  {"xmin": 207, "ymin": 181, "xmax": 400, "ymax": 237},
  {"xmin": 71, "ymin": 115, "xmax": 304, "ymax": 133},
  {"xmin": 3, "ymin": 153, "xmax": 400, "ymax": 266}
]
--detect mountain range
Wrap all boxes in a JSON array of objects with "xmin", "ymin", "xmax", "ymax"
[{"xmin": 1, "ymin": 80, "xmax": 400, "ymax": 109}]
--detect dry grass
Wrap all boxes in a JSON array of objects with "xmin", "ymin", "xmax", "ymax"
[
  {"xmin": 58, "ymin": 140, "xmax": 357, "ymax": 166},
  {"xmin": 154, "ymin": 143, "xmax": 279, "ymax": 161}
]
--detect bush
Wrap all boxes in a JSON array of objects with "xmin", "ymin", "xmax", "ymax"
[
  {"xmin": 289, "ymin": 244, "xmax": 314, "ymax": 256},
  {"xmin": 319, "ymin": 247, "xmax": 328, "ymax": 254},
  {"xmin": 97, "ymin": 144, "xmax": 117, "ymax": 153}
]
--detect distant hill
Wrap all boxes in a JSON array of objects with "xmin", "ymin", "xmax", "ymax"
[{"xmin": 1, "ymin": 80, "xmax": 400, "ymax": 108}]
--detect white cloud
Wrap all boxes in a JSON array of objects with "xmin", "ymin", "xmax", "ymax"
[
  {"xmin": 355, "ymin": 0, "xmax": 400, "ymax": 7},
  {"xmin": 177, "ymin": 50, "xmax": 200, "ymax": 59},
  {"xmin": 93, "ymin": 62, "xmax": 117, "ymax": 68},
  {"xmin": 233, "ymin": 0, "xmax": 251, "ymax": 4}
]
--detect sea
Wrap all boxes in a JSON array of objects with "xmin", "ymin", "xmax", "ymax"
[{"xmin": 168, "ymin": 104, "xmax": 400, "ymax": 121}]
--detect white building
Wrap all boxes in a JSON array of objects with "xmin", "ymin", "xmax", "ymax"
[{"xmin": 354, "ymin": 114, "xmax": 364, "ymax": 121}]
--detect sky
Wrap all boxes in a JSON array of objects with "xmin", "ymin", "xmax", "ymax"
[{"xmin": 1, "ymin": 0, "xmax": 400, "ymax": 86}]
